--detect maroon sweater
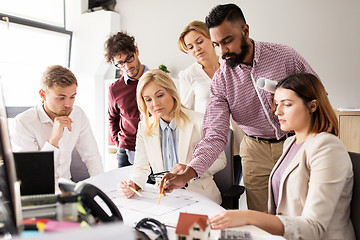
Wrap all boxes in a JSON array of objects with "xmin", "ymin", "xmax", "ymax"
[{"xmin": 108, "ymin": 77, "xmax": 139, "ymax": 151}]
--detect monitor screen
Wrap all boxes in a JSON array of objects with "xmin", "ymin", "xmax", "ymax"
[
  {"xmin": 0, "ymin": 76, "xmax": 22, "ymax": 235},
  {"xmin": 13, "ymin": 151, "xmax": 54, "ymax": 196}
]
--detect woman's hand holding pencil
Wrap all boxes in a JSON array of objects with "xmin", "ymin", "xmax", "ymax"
[{"xmin": 117, "ymin": 180, "xmax": 142, "ymax": 198}]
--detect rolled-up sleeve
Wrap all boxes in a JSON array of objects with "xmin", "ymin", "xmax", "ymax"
[{"xmin": 189, "ymin": 71, "xmax": 230, "ymax": 176}]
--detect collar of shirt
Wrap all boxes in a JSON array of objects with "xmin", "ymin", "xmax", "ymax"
[
  {"xmin": 159, "ymin": 118, "xmax": 176, "ymax": 131},
  {"xmin": 37, "ymin": 104, "xmax": 54, "ymax": 124},
  {"xmin": 238, "ymin": 39, "xmax": 258, "ymax": 70},
  {"xmin": 124, "ymin": 64, "xmax": 149, "ymax": 84},
  {"xmin": 252, "ymin": 39, "xmax": 260, "ymax": 65}
]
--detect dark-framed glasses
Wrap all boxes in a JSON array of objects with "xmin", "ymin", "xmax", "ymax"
[
  {"xmin": 147, "ymin": 170, "xmax": 188, "ymax": 188},
  {"xmin": 113, "ymin": 53, "xmax": 135, "ymax": 68},
  {"xmin": 147, "ymin": 171, "xmax": 169, "ymax": 184}
]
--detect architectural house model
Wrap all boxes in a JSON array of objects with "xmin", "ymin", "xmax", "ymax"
[{"xmin": 175, "ymin": 212, "xmax": 210, "ymax": 240}]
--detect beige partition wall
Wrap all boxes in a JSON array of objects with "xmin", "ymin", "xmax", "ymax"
[{"xmin": 336, "ymin": 110, "xmax": 360, "ymax": 153}]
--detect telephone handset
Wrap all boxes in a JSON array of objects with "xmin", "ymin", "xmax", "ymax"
[
  {"xmin": 134, "ymin": 217, "xmax": 168, "ymax": 240},
  {"xmin": 74, "ymin": 182, "xmax": 123, "ymax": 223}
]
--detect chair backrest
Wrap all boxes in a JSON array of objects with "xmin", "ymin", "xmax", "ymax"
[
  {"xmin": 349, "ymin": 151, "xmax": 360, "ymax": 239},
  {"xmin": 5, "ymin": 106, "xmax": 32, "ymax": 118},
  {"xmin": 213, "ymin": 129, "xmax": 234, "ymax": 192},
  {"xmin": 70, "ymin": 148, "xmax": 90, "ymax": 182}
]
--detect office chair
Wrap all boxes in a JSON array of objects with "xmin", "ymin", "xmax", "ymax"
[
  {"xmin": 70, "ymin": 148, "xmax": 90, "ymax": 182},
  {"xmin": 213, "ymin": 130, "xmax": 245, "ymax": 209},
  {"xmin": 349, "ymin": 151, "xmax": 360, "ymax": 239}
]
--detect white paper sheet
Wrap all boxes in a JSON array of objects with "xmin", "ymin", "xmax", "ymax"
[{"xmin": 83, "ymin": 167, "xmax": 285, "ymax": 239}]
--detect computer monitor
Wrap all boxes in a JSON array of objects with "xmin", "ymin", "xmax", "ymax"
[
  {"xmin": 13, "ymin": 151, "xmax": 55, "ymax": 196},
  {"xmin": 0, "ymin": 76, "xmax": 23, "ymax": 235}
]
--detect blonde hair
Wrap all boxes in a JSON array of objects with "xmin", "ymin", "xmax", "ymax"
[
  {"xmin": 178, "ymin": 20, "xmax": 211, "ymax": 54},
  {"xmin": 137, "ymin": 69, "xmax": 189, "ymax": 136}
]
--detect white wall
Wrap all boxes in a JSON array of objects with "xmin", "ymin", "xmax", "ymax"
[
  {"xmin": 114, "ymin": 0, "xmax": 360, "ymax": 109},
  {"xmin": 65, "ymin": 0, "xmax": 121, "ymax": 161},
  {"xmin": 64, "ymin": 0, "xmax": 360, "ymax": 162}
]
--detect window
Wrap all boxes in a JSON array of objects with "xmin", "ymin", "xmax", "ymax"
[
  {"xmin": 0, "ymin": 0, "xmax": 64, "ymax": 26},
  {"xmin": 0, "ymin": 0, "xmax": 72, "ymax": 107}
]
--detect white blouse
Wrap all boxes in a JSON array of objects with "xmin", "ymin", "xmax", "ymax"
[
  {"xmin": 178, "ymin": 61, "xmax": 245, "ymax": 155},
  {"xmin": 179, "ymin": 61, "xmax": 211, "ymax": 114}
]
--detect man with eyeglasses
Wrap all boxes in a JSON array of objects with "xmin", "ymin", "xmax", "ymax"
[{"xmin": 104, "ymin": 32, "xmax": 149, "ymax": 167}]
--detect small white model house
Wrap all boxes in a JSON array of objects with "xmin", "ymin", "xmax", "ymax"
[{"xmin": 175, "ymin": 212, "xmax": 211, "ymax": 240}]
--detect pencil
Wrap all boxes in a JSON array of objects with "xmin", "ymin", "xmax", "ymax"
[
  {"xmin": 129, "ymin": 186, "xmax": 142, "ymax": 197},
  {"xmin": 158, "ymin": 186, "xmax": 164, "ymax": 204},
  {"xmin": 123, "ymin": 181, "xmax": 142, "ymax": 197}
]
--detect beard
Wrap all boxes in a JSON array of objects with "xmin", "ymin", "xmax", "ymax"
[
  {"xmin": 52, "ymin": 108, "xmax": 72, "ymax": 117},
  {"xmin": 222, "ymin": 35, "xmax": 250, "ymax": 68},
  {"xmin": 125, "ymin": 59, "xmax": 141, "ymax": 79}
]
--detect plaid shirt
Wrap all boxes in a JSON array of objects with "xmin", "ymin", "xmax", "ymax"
[{"xmin": 190, "ymin": 40, "xmax": 318, "ymax": 176}]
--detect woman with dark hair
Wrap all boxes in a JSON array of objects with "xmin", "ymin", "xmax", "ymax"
[{"xmin": 210, "ymin": 73, "xmax": 355, "ymax": 240}]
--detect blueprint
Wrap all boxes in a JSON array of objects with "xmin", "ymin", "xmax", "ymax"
[{"xmin": 106, "ymin": 186, "xmax": 198, "ymax": 216}]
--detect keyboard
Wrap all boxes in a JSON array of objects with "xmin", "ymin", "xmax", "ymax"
[
  {"xmin": 21, "ymin": 193, "xmax": 58, "ymax": 207},
  {"xmin": 219, "ymin": 229, "xmax": 252, "ymax": 240}
]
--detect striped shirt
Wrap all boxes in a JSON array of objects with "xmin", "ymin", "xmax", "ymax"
[{"xmin": 189, "ymin": 40, "xmax": 318, "ymax": 176}]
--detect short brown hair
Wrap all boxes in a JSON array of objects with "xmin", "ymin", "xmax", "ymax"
[
  {"xmin": 104, "ymin": 31, "xmax": 136, "ymax": 63},
  {"xmin": 276, "ymin": 73, "xmax": 338, "ymax": 136},
  {"xmin": 41, "ymin": 65, "xmax": 77, "ymax": 91},
  {"xmin": 178, "ymin": 20, "xmax": 210, "ymax": 54}
]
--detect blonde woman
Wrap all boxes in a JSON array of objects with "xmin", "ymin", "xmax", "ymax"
[
  {"xmin": 118, "ymin": 69, "xmax": 226, "ymax": 204},
  {"xmin": 178, "ymin": 20, "xmax": 220, "ymax": 113},
  {"xmin": 178, "ymin": 20, "xmax": 244, "ymax": 184}
]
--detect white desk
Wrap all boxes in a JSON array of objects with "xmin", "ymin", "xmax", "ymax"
[
  {"xmin": 83, "ymin": 167, "xmax": 224, "ymax": 226},
  {"xmin": 14, "ymin": 167, "xmax": 284, "ymax": 240},
  {"xmin": 83, "ymin": 167, "xmax": 285, "ymax": 240}
]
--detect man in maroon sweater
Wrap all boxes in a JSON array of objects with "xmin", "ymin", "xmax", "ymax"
[{"xmin": 104, "ymin": 32, "xmax": 149, "ymax": 167}]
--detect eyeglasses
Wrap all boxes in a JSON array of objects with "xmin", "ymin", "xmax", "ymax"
[
  {"xmin": 147, "ymin": 170, "xmax": 188, "ymax": 188},
  {"xmin": 113, "ymin": 53, "xmax": 135, "ymax": 68},
  {"xmin": 147, "ymin": 171, "xmax": 169, "ymax": 184}
]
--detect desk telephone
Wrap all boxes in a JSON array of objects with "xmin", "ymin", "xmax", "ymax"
[
  {"xmin": 59, "ymin": 180, "xmax": 122, "ymax": 223},
  {"xmin": 59, "ymin": 180, "xmax": 168, "ymax": 239},
  {"xmin": 75, "ymin": 183, "xmax": 123, "ymax": 223}
]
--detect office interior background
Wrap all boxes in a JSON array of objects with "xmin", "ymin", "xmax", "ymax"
[{"xmin": 0, "ymin": 0, "xmax": 359, "ymax": 167}]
